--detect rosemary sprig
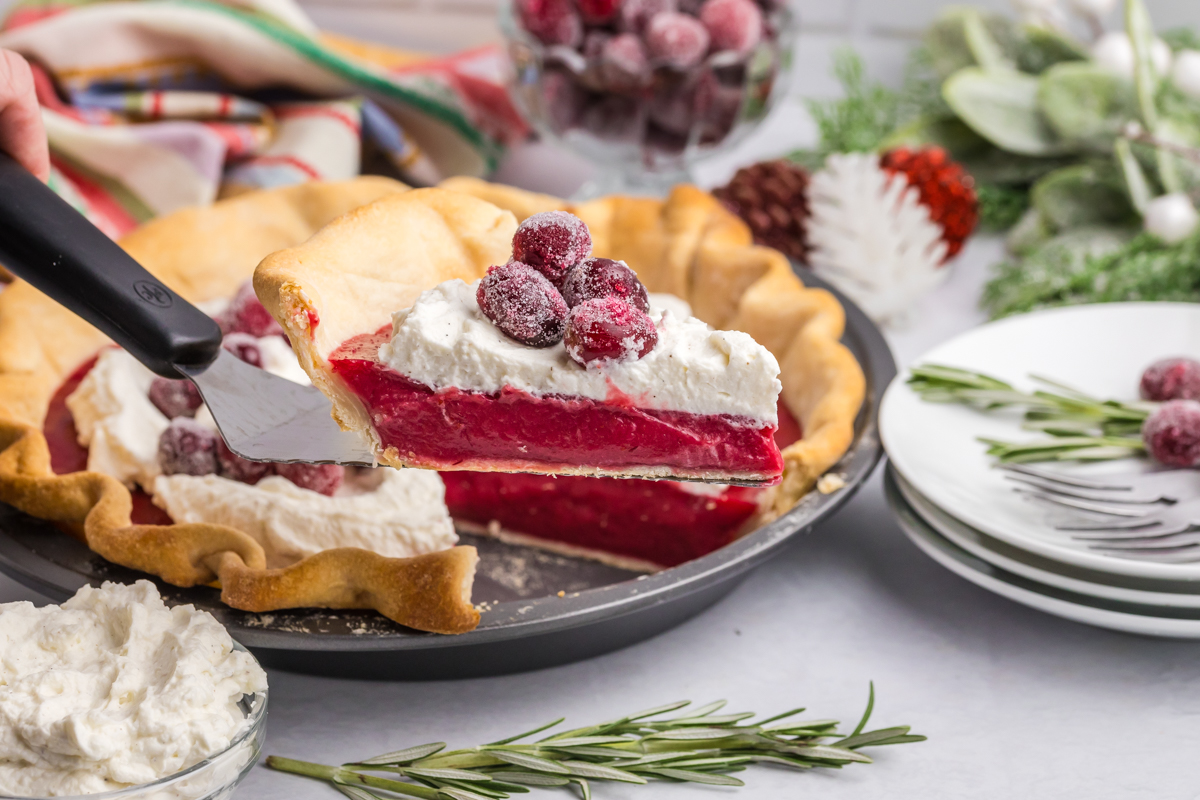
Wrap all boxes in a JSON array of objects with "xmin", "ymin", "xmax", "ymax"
[
  {"xmin": 908, "ymin": 364, "xmax": 1150, "ymax": 463},
  {"xmin": 266, "ymin": 685, "xmax": 924, "ymax": 800}
]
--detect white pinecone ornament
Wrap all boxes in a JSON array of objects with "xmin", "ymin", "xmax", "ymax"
[{"xmin": 806, "ymin": 153, "xmax": 949, "ymax": 324}]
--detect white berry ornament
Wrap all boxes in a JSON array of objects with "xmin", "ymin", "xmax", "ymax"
[{"xmin": 1144, "ymin": 193, "xmax": 1199, "ymax": 244}]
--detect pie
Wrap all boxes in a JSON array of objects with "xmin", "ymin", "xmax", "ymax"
[{"xmin": 0, "ymin": 176, "xmax": 865, "ymax": 632}]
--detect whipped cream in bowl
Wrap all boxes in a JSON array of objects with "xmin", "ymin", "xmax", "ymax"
[{"xmin": 0, "ymin": 581, "xmax": 268, "ymax": 799}]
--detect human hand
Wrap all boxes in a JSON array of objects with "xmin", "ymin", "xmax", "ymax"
[{"xmin": 0, "ymin": 50, "xmax": 48, "ymax": 181}]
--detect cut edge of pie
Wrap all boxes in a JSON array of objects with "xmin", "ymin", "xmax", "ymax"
[{"xmin": 0, "ymin": 178, "xmax": 483, "ymax": 635}]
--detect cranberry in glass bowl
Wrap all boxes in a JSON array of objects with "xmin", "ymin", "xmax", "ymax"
[{"xmin": 501, "ymin": 0, "xmax": 796, "ymax": 198}]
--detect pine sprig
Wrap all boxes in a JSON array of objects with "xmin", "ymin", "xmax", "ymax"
[
  {"xmin": 908, "ymin": 364, "xmax": 1150, "ymax": 463},
  {"xmin": 266, "ymin": 685, "xmax": 924, "ymax": 800}
]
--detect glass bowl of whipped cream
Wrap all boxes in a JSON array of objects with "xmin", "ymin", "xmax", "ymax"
[{"xmin": 0, "ymin": 581, "xmax": 268, "ymax": 800}]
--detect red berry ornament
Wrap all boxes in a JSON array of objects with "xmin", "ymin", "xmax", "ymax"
[
  {"xmin": 644, "ymin": 12, "xmax": 711, "ymax": 71},
  {"xmin": 517, "ymin": 0, "xmax": 582, "ymax": 46},
  {"xmin": 565, "ymin": 297, "xmax": 658, "ymax": 366},
  {"xmin": 149, "ymin": 377, "xmax": 202, "ymax": 419},
  {"xmin": 561, "ymin": 258, "xmax": 650, "ymax": 312},
  {"xmin": 276, "ymin": 462, "xmax": 345, "ymax": 496},
  {"xmin": 1143, "ymin": 400, "xmax": 1200, "ymax": 467},
  {"xmin": 477, "ymin": 261, "xmax": 570, "ymax": 347},
  {"xmin": 158, "ymin": 418, "xmax": 219, "ymax": 477},
  {"xmin": 879, "ymin": 146, "xmax": 979, "ymax": 262},
  {"xmin": 511, "ymin": 211, "xmax": 593, "ymax": 283},
  {"xmin": 1140, "ymin": 358, "xmax": 1200, "ymax": 402},
  {"xmin": 699, "ymin": 0, "xmax": 762, "ymax": 55}
]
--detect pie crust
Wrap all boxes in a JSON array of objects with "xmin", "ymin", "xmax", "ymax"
[
  {"xmin": 258, "ymin": 179, "xmax": 865, "ymax": 518},
  {"xmin": 0, "ymin": 178, "xmax": 481, "ymax": 635}
]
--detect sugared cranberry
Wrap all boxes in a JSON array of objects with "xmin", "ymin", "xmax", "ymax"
[
  {"xmin": 649, "ymin": 75, "xmax": 699, "ymax": 134},
  {"xmin": 542, "ymin": 68, "xmax": 587, "ymax": 133},
  {"xmin": 217, "ymin": 281, "xmax": 284, "ymax": 338},
  {"xmin": 1143, "ymin": 400, "xmax": 1200, "ymax": 467},
  {"xmin": 216, "ymin": 438, "xmax": 274, "ymax": 485},
  {"xmin": 1140, "ymin": 358, "xmax": 1200, "ymax": 401},
  {"xmin": 148, "ymin": 377, "xmax": 202, "ymax": 419},
  {"xmin": 699, "ymin": 0, "xmax": 762, "ymax": 54},
  {"xmin": 276, "ymin": 462, "xmax": 345, "ymax": 496},
  {"xmin": 511, "ymin": 211, "xmax": 593, "ymax": 283},
  {"xmin": 619, "ymin": 0, "xmax": 675, "ymax": 34},
  {"xmin": 578, "ymin": 0, "xmax": 622, "ymax": 25},
  {"xmin": 565, "ymin": 297, "xmax": 658, "ymax": 366},
  {"xmin": 477, "ymin": 261, "xmax": 570, "ymax": 347},
  {"xmin": 158, "ymin": 418, "xmax": 219, "ymax": 477},
  {"xmin": 598, "ymin": 33, "xmax": 651, "ymax": 91},
  {"xmin": 644, "ymin": 12, "xmax": 711, "ymax": 71},
  {"xmin": 694, "ymin": 68, "xmax": 744, "ymax": 139},
  {"xmin": 517, "ymin": 0, "xmax": 582, "ymax": 46},
  {"xmin": 222, "ymin": 332, "xmax": 264, "ymax": 368},
  {"xmin": 562, "ymin": 258, "xmax": 650, "ymax": 312},
  {"xmin": 581, "ymin": 94, "xmax": 645, "ymax": 141}
]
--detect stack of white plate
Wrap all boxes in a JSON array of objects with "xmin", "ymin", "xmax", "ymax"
[{"xmin": 880, "ymin": 303, "xmax": 1200, "ymax": 638}]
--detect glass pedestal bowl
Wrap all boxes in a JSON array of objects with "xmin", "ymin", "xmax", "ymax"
[{"xmin": 501, "ymin": 0, "xmax": 796, "ymax": 199}]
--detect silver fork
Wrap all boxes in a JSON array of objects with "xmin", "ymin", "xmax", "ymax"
[
  {"xmin": 1014, "ymin": 486, "xmax": 1200, "ymax": 562},
  {"xmin": 999, "ymin": 463, "xmax": 1200, "ymax": 505}
]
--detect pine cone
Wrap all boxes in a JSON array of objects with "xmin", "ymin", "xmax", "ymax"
[
  {"xmin": 879, "ymin": 146, "xmax": 978, "ymax": 261},
  {"xmin": 712, "ymin": 160, "xmax": 810, "ymax": 261}
]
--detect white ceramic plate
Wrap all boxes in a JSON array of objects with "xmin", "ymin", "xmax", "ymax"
[
  {"xmin": 891, "ymin": 467, "xmax": 1200, "ymax": 607},
  {"xmin": 884, "ymin": 470, "xmax": 1200, "ymax": 638},
  {"xmin": 880, "ymin": 302, "xmax": 1200, "ymax": 581}
]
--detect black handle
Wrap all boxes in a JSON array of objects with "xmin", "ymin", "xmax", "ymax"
[{"xmin": 0, "ymin": 153, "xmax": 222, "ymax": 377}]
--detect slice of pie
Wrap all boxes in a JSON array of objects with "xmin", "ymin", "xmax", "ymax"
[{"xmin": 256, "ymin": 189, "xmax": 786, "ymax": 485}]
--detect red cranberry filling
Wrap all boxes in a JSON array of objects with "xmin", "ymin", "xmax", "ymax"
[
  {"xmin": 564, "ymin": 297, "xmax": 658, "ymax": 366},
  {"xmin": 477, "ymin": 261, "xmax": 569, "ymax": 347}
]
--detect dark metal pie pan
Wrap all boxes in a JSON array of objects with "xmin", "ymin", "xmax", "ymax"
[{"xmin": 0, "ymin": 268, "xmax": 894, "ymax": 679}]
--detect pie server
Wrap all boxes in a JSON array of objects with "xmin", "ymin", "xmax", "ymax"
[{"xmin": 0, "ymin": 153, "xmax": 375, "ymax": 467}]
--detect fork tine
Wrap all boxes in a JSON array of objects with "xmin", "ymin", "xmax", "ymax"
[
  {"xmin": 998, "ymin": 463, "xmax": 1136, "ymax": 491},
  {"xmin": 1015, "ymin": 488, "xmax": 1152, "ymax": 518},
  {"xmin": 1003, "ymin": 474, "xmax": 1165, "ymax": 504},
  {"xmin": 1070, "ymin": 522, "xmax": 1191, "ymax": 540}
]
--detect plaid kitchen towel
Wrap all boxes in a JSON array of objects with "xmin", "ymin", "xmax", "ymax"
[{"xmin": 0, "ymin": 0, "xmax": 529, "ymax": 238}]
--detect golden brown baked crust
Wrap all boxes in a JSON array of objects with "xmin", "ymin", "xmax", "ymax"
[
  {"xmin": 0, "ymin": 178, "xmax": 481, "ymax": 634},
  {"xmin": 440, "ymin": 177, "xmax": 865, "ymax": 515}
]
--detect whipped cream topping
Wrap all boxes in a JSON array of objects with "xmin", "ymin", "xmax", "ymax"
[
  {"xmin": 154, "ymin": 469, "xmax": 457, "ymax": 568},
  {"xmin": 66, "ymin": 341, "xmax": 457, "ymax": 567},
  {"xmin": 0, "ymin": 580, "xmax": 266, "ymax": 797},
  {"xmin": 378, "ymin": 280, "xmax": 781, "ymax": 425}
]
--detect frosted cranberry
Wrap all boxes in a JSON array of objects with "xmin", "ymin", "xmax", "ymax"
[
  {"xmin": 649, "ymin": 75, "xmax": 698, "ymax": 134},
  {"xmin": 562, "ymin": 258, "xmax": 650, "ymax": 311},
  {"xmin": 222, "ymin": 333, "xmax": 264, "ymax": 368},
  {"xmin": 694, "ymin": 69, "xmax": 743, "ymax": 139},
  {"xmin": 598, "ymin": 33, "xmax": 651, "ymax": 91},
  {"xmin": 644, "ymin": 12, "xmax": 711, "ymax": 71},
  {"xmin": 699, "ymin": 0, "xmax": 762, "ymax": 54},
  {"xmin": 148, "ymin": 377, "xmax": 202, "ymax": 419},
  {"xmin": 542, "ymin": 68, "xmax": 587, "ymax": 133},
  {"xmin": 565, "ymin": 297, "xmax": 658, "ymax": 366},
  {"xmin": 158, "ymin": 418, "xmax": 219, "ymax": 477},
  {"xmin": 517, "ymin": 0, "xmax": 582, "ymax": 46},
  {"xmin": 511, "ymin": 211, "xmax": 593, "ymax": 283},
  {"xmin": 218, "ymin": 281, "xmax": 284, "ymax": 338},
  {"xmin": 276, "ymin": 462, "xmax": 344, "ymax": 496},
  {"xmin": 578, "ymin": 0, "xmax": 621, "ymax": 25},
  {"xmin": 581, "ymin": 94, "xmax": 645, "ymax": 141},
  {"xmin": 477, "ymin": 261, "xmax": 569, "ymax": 347},
  {"xmin": 1140, "ymin": 358, "xmax": 1200, "ymax": 401},
  {"xmin": 619, "ymin": 0, "xmax": 675, "ymax": 34},
  {"xmin": 1143, "ymin": 400, "xmax": 1200, "ymax": 467},
  {"xmin": 216, "ymin": 438, "xmax": 274, "ymax": 485}
]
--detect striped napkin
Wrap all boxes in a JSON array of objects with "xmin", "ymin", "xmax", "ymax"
[{"xmin": 0, "ymin": 0, "xmax": 529, "ymax": 238}]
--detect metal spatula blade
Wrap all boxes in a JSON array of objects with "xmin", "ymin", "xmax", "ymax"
[
  {"xmin": 179, "ymin": 351, "xmax": 374, "ymax": 466},
  {"xmin": 0, "ymin": 151, "xmax": 374, "ymax": 466}
]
